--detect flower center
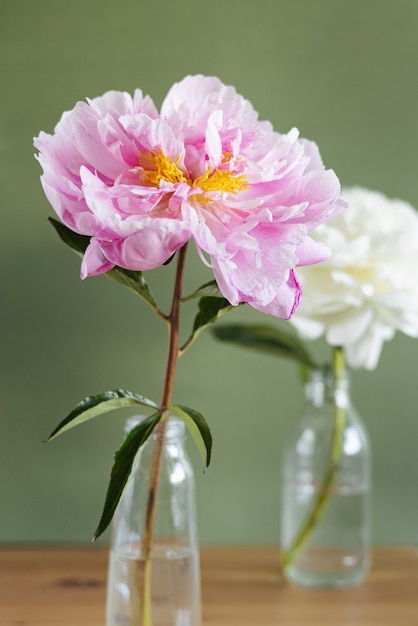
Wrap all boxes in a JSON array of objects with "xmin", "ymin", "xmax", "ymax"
[
  {"xmin": 138, "ymin": 149, "xmax": 187, "ymax": 187},
  {"xmin": 137, "ymin": 149, "xmax": 248, "ymax": 198},
  {"xmin": 192, "ymin": 166, "xmax": 248, "ymax": 196}
]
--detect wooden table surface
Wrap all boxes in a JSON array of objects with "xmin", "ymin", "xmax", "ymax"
[{"xmin": 1, "ymin": 545, "xmax": 417, "ymax": 625}]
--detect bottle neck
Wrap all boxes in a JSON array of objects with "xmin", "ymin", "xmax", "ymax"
[{"xmin": 305, "ymin": 367, "xmax": 350, "ymax": 409}]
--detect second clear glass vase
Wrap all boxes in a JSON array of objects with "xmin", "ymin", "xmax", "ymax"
[
  {"xmin": 106, "ymin": 415, "xmax": 201, "ymax": 626},
  {"xmin": 280, "ymin": 367, "xmax": 371, "ymax": 588}
]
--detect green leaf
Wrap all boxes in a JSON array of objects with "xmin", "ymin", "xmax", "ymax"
[
  {"xmin": 93, "ymin": 412, "xmax": 162, "ymax": 540},
  {"xmin": 193, "ymin": 297, "xmax": 233, "ymax": 332},
  {"xmin": 107, "ymin": 267, "xmax": 158, "ymax": 311},
  {"xmin": 47, "ymin": 390, "xmax": 159, "ymax": 442},
  {"xmin": 49, "ymin": 217, "xmax": 90, "ymax": 253},
  {"xmin": 49, "ymin": 218, "xmax": 158, "ymax": 311},
  {"xmin": 181, "ymin": 280, "xmax": 223, "ymax": 302},
  {"xmin": 211, "ymin": 323, "xmax": 318, "ymax": 368},
  {"xmin": 168, "ymin": 405, "xmax": 212, "ymax": 469},
  {"xmin": 181, "ymin": 296, "xmax": 233, "ymax": 353}
]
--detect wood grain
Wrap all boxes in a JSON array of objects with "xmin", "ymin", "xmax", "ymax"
[{"xmin": 1, "ymin": 546, "xmax": 417, "ymax": 625}]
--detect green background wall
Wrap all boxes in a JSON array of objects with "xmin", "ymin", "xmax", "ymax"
[{"xmin": 1, "ymin": 0, "xmax": 418, "ymax": 545}]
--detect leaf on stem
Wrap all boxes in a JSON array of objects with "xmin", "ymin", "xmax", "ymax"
[
  {"xmin": 211, "ymin": 323, "xmax": 318, "ymax": 368},
  {"xmin": 181, "ymin": 280, "xmax": 224, "ymax": 302},
  {"xmin": 93, "ymin": 412, "xmax": 162, "ymax": 540},
  {"xmin": 47, "ymin": 390, "xmax": 159, "ymax": 442},
  {"xmin": 49, "ymin": 218, "xmax": 158, "ymax": 311},
  {"xmin": 182, "ymin": 296, "xmax": 233, "ymax": 352},
  {"xmin": 168, "ymin": 405, "xmax": 212, "ymax": 470}
]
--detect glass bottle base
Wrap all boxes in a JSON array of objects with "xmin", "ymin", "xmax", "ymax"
[{"xmin": 283, "ymin": 548, "xmax": 370, "ymax": 588}]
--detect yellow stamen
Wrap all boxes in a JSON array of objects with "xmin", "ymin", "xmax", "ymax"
[
  {"xmin": 137, "ymin": 149, "xmax": 248, "ymax": 199},
  {"xmin": 138, "ymin": 149, "xmax": 187, "ymax": 188},
  {"xmin": 192, "ymin": 167, "xmax": 248, "ymax": 196},
  {"xmin": 222, "ymin": 151, "xmax": 234, "ymax": 163}
]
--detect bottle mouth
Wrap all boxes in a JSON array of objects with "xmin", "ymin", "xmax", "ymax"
[{"xmin": 124, "ymin": 414, "xmax": 186, "ymax": 439}]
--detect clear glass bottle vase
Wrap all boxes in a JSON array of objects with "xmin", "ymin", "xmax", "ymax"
[
  {"xmin": 106, "ymin": 415, "xmax": 201, "ymax": 626},
  {"xmin": 280, "ymin": 367, "xmax": 371, "ymax": 588}
]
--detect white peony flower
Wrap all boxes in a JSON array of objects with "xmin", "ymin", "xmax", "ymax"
[{"xmin": 290, "ymin": 186, "xmax": 418, "ymax": 369}]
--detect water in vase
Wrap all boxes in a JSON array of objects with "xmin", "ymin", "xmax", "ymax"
[
  {"xmin": 106, "ymin": 542, "xmax": 201, "ymax": 626},
  {"xmin": 282, "ymin": 482, "xmax": 370, "ymax": 587}
]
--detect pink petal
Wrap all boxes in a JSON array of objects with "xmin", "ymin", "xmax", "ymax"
[
  {"xmin": 100, "ymin": 217, "xmax": 191, "ymax": 271},
  {"xmin": 296, "ymin": 236, "xmax": 331, "ymax": 266},
  {"xmin": 251, "ymin": 270, "xmax": 302, "ymax": 319},
  {"xmin": 81, "ymin": 239, "xmax": 115, "ymax": 278}
]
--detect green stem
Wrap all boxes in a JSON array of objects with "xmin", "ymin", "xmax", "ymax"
[
  {"xmin": 281, "ymin": 346, "xmax": 346, "ymax": 571},
  {"xmin": 135, "ymin": 244, "xmax": 189, "ymax": 626}
]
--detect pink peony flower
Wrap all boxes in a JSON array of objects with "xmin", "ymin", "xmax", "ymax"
[{"xmin": 34, "ymin": 75, "xmax": 344, "ymax": 319}]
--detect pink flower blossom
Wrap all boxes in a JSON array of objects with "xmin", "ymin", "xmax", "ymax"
[{"xmin": 34, "ymin": 75, "xmax": 344, "ymax": 319}]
